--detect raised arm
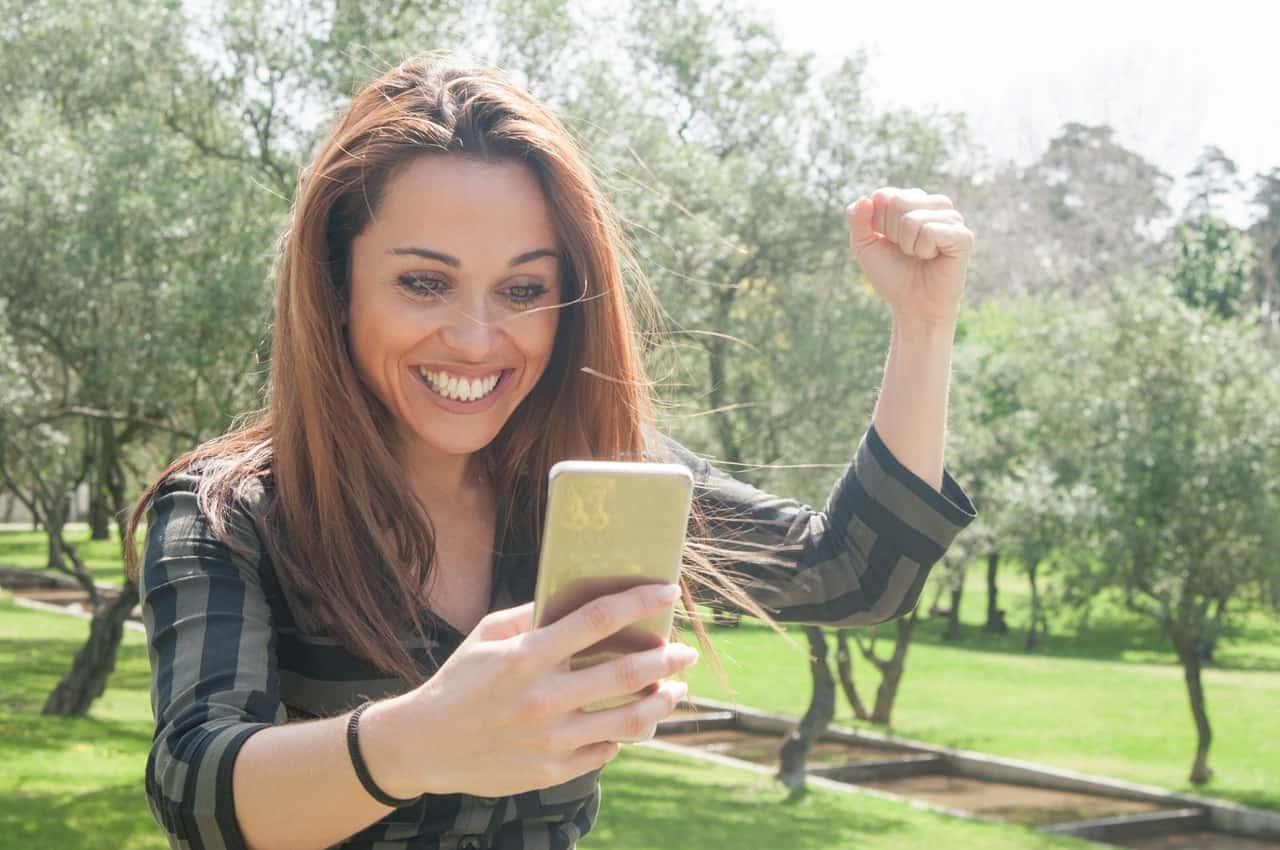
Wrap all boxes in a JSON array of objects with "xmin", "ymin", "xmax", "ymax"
[
  {"xmin": 661, "ymin": 424, "xmax": 975, "ymax": 629},
  {"xmin": 665, "ymin": 186, "xmax": 977, "ymax": 626}
]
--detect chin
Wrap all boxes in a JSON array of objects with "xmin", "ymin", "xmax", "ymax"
[{"xmin": 412, "ymin": 428, "xmax": 500, "ymax": 459}]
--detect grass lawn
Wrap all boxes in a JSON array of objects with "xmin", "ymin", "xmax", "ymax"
[
  {"xmin": 679, "ymin": 567, "xmax": 1280, "ymax": 812},
  {"xmin": 0, "ymin": 594, "xmax": 162, "ymax": 850},
  {"xmin": 580, "ymin": 745, "xmax": 1089, "ymax": 850},
  {"xmin": 2, "ymin": 528, "xmax": 1277, "ymax": 846},
  {"xmin": 0, "ymin": 525, "xmax": 133, "ymax": 588},
  {"xmin": 0, "ymin": 591, "xmax": 1092, "ymax": 850}
]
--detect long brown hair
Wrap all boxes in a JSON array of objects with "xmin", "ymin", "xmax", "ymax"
[{"xmin": 125, "ymin": 52, "xmax": 781, "ymax": 685}]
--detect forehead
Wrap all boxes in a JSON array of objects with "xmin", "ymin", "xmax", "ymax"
[{"xmin": 363, "ymin": 154, "xmax": 559, "ymax": 256}]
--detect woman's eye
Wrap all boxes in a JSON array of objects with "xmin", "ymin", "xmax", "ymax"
[
  {"xmin": 507, "ymin": 282, "xmax": 549, "ymax": 307},
  {"xmin": 396, "ymin": 273, "xmax": 449, "ymax": 297}
]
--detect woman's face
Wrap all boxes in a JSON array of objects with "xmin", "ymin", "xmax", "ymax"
[{"xmin": 347, "ymin": 154, "xmax": 563, "ymax": 467}]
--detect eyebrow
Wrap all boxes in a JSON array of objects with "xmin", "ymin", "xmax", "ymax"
[{"xmin": 388, "ymin": 246, "xmax": 559, "ymax": 268}]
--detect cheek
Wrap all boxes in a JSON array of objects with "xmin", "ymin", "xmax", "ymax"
[
  {"xmin": 345, "ymin": 303, "xmax": 382, "ymax": 378},
  {"xmin": 519, "ymin": 309, "xmax": 561, "ymax": 368},
  {"xmin": 347, "ymin": 292, "xmax": 419, "ymax": 380}
]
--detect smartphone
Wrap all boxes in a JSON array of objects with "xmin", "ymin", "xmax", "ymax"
[{"xmin": 531, "ymin": 459, "xmax": 694, "ymax": 715}]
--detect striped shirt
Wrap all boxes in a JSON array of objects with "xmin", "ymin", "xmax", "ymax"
[{"xmin": 139, "ymin": 423, "xmax": 976, "ymax": 850}]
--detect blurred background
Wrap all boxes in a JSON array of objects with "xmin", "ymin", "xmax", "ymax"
[{"xmin": 0, "ymin": 1, "xmax": 1277, "ymax": 848}]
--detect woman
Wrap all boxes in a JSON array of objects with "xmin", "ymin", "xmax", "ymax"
[{"xmin": 127, "ymin": 54, "xmax": 977, "ymax": 850}]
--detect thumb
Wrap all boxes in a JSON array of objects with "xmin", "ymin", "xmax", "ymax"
[
  {"xmin": 845, "ymin": 196, "xmax": 901, "ymax": 277},
  {"xmin": 845, "ymin": 196, "xmax": 882, "ymax": 254}
]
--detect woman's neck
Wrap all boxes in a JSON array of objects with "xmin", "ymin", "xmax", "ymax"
[{"xmin": 397, "ymin": 438, "xmax": 491, "ymax": 515}]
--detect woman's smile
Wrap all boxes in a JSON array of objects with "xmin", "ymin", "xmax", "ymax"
[{"xmin": 413, "ymin": 366, "xmax": 514, "ymax": 410}]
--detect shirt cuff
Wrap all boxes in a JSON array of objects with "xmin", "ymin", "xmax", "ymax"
[{"xmin": 862, "ymin": 423, "xmax": 978, "ymax": 530}]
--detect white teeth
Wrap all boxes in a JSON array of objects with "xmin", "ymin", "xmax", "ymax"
[{"xmin": 417, "ymin": 367, "xmax": 502, "ymax": 402}]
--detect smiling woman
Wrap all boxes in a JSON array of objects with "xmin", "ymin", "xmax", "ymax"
[{"xmin": 121, "ymin": 51, "xmax": 977, "ymax": 850}]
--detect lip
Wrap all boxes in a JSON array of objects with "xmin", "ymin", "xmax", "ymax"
[{"xmin": 412, "ymin": 366, "xmax": 513, "ymax": 413}]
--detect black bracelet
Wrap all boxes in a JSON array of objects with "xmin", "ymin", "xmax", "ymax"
[{"xmin": 346, "ymin": 700, "xmax": 421, "ymax": 808}]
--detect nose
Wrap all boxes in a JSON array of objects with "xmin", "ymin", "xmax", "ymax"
[{"xmin": 438, "ymin": 294, "xmax": 503, "ymax": 359}]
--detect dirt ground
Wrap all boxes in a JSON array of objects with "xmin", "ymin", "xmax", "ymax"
[
  {"xmin": 659, "ymin": 728, "xmax": 897, "ymax": 767},
  {"xmin": 861, "ymin": 773, "xmax": 1165, "ymax": 827}
]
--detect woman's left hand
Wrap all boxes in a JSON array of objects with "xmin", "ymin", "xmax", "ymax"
[{"xmin": 846, "ymin": 188, "xmax": 975, "ymax": 328}]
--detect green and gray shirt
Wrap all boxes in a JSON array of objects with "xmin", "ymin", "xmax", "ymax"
[{"xmin": 139, "ymin": 423, "xmax": 976, "ymax": 850}]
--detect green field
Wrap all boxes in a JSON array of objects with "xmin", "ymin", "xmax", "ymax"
[
  {"xmin": 678, "ymin": 568, "xmax": 1280, "ymax": 811},
  {"xmin": 0, "ymin": 525, "xmax": 132, "ymax": 588},
  {"xmin": 0, "ymin": 592, "xmax": 1092, "ymax": 850},
  {"xmin": 2, "ymin": 528, "xmax": 1278, "ymax": 850}
]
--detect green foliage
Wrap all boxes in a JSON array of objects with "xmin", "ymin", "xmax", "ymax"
[
  {"xmin": 1169, "ymin": 215, "xmax": 1256, "ymax": 319},
  {"xmin": 1064, "ymin": 278, "xmax": 1280, "ymax": 643},
  {"xmin": 568, "ymin": 0, "xmax": 968, "ymax": 502}
]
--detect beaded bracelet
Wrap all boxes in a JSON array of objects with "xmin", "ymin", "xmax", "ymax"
[{"xmin": 346, "ymin": 700, "xmax": 421, "ymax": 808}]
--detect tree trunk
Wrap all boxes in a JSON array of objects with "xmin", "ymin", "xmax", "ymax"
[
  {"xmin": 834, "ymin": 629, "xmax": 870, "ymax": 720},
  {"xmin": 108, "ymin": 457, "xmax": 130, "ymax": 544},
  {"xmin": 1175, "ymin": 641, "xmax": 1214, "ymax": 785},
  {"xmin": 869, "ymin": 608, "xmax": 919, "ymax": 725},
  {"xmin": 711, "ymin": 607, "xmax": 742, "ymax": 628},
  {"xmin": 43, "ymin": 579, "xmax": 139, "ymax": 716},
  {"xmin": 88, "ymin": 489, "xmax": 111, "ymax": 540},
  {"xmin": 945, "ymin": 581, "xmax": 963, "ymax": 642},
  {"xmin": 45, "ymin": 501, "xmax": 68, "ymax": 571},
  {"xmin": 88, "ymin": 418, "xmax": 119, "ymax": 541},
  {"xmin": 777, "ymin": 627, "xmax": 834, "ymax": 790},
  {"xmin": 1200, "ymin": 597, "xmax": 1228, "ymax": 666},
  {"xmin": 1025, "ymin": 559, "xmax": 1045, "ymax": 650},
  {"xmin": 60, "ymin": 535, "xmax": 101, "ymax": 607},
  {"xmin": 984, "ymin": 551, "xmax": 1007, "ymax": 634}
]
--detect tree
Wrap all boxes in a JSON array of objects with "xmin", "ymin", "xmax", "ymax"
[
  {"xmin": 1062, "ymin": 276, "xmax": 1280, "ymax": 784},
  {"xmin": 0, "ymin": 0, "xmax": 280, "ymax": 715},
  {"xmin": 589, "ymin": 0, "xmax": 972, "ymax": 781},
  {"xmin": 1168, "ymin": 214, "xmax": 1255, "ymax": 321},
  {"xmin": 960, "ymin": 123, "xmax": 1175, "ymax": 301},
  {"xmin": 989, "ymin": 458, "xmax": 1096, "ymax": 650},
  {"xmin": 1184, "ymin": 145, "xmax": 1244, "ymax": 221},
  {"xmin": 1170, "ymin": 147, "xmax": 1256, "ymax": 322},
  {"xmin": 1247, "ymin": 167, "xmax": 1280, "ymax": 338},
  {"xmin": 596, "ymin": 0, "xmax": 966, "ymax": 493},
  {"xmin": 777, "ymin": 627, "xmax": 835, "ymax": 790}
]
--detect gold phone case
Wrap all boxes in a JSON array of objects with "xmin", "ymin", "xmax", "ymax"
[{"xmin": 531, "ymin": 460, "xmax": 694, "ymax": 713}]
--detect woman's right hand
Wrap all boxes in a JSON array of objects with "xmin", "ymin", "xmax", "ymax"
[{"xmin": 359, "ymin": 583, "xmax": 698, "ymax": 799}]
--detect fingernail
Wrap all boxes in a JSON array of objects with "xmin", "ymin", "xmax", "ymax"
[
  {"xmin": 672, "ymin": 644, "xmax": 699, "ymax": 665},
  {"xmin": 654, "ymin": 584, "xmax": 680, "ymax": 603}
]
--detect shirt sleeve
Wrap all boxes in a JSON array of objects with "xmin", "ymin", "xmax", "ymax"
[
  {"xmin": 138, "ymin": 472, "xmax": 283, "ymax": 850},
  {"xmin": 658, "ymin": 423, "xmax": 978, "ymax": 628}
]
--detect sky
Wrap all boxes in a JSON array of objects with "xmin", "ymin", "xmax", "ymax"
[{"xmin": 746, "ymin": 0, "xmax": 1279, "ymax": 227}]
